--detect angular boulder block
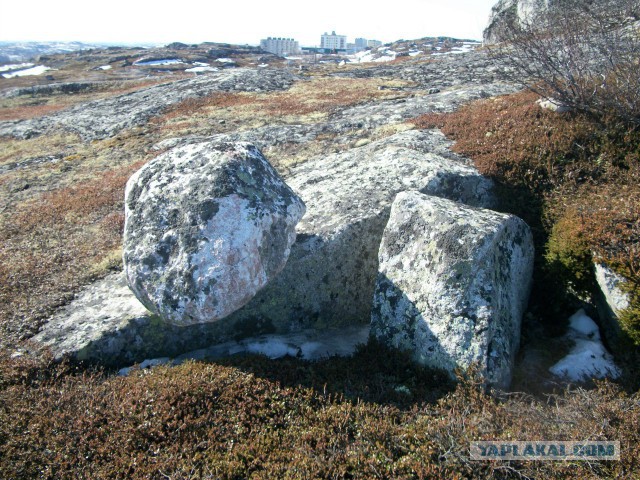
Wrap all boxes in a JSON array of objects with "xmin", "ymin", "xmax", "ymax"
[{"xmin": 371, "ymin": 191, "xmax": 534, "ymax": 389}]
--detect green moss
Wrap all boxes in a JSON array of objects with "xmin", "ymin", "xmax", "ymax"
[
  {"xmin": 544, "ymin": 216, "xmax": 596, "ymax": 298},
  {"xmin": 619, "ymin": 305, "xmax": 640, "ymax": 346}
]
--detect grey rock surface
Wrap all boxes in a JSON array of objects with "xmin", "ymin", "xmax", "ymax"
[
  {"xmin": 220, "ymin": 129, "xmax": 495, "ymax": 334},
  {"xmin": 0, "ymin": 68, "xmax": 297, "ymax": 140},
  {"xmin": 595, "ymin": 263, "xmax": 631, "ymax": 315},
  {"xmin": 33, "ymin": 272, "xmax": 152, "ymax": 362},
  {"xmin": 123, "ymin": 141, "xmax": 305, "ymax": 326},
  {"xmin": 594, "ymin": 263, "xmax": 631, "ymax": 347},
  {"xmin": 371, "ymin": 191, "xmax": 534, "ymax": 389},
  {"xmin": 151, "ymin": 80, "xmax": 519, "ymax": 167},
  {"xmin": 484, "ymin": 0, "xmax": 550, "ymax": 44}
]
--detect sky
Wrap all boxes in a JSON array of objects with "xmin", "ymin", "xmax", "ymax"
[{"xmin": 0, "ymin": 0, "xmax": 498, "ymax": 47}]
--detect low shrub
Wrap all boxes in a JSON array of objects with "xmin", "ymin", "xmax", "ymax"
[{"xmin": 0, "ymin": 345, "xmax": 638, "ymax": 479}]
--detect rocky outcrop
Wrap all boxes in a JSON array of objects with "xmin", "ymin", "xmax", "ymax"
[
  {"xmin": 0, "ymin": 68, "xmax": 297, "ymax": 140},
  {"xmin": 484, "ymin": 0, "xmax": 550, "ymax": 43},
  {"xmin": 33, "ymin": 130, "xmax": 495, "ymax": 365},
  {"xmin": 123, "ymin": 141, "xmax": 305, "ymax": 326},
  {"xmin": 24, "ymin": 46, "xmax": 527, "ymax": 367},
  {"xmin": 220, "ymin": 130, "xmax": 495, "ymax": 336},
  {"xmin": 371, "ymin": 191, "xmax": 534, "ymax": 389}
]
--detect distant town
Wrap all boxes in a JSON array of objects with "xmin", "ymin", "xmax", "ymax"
[{"xmin": 260, "ymin": 31, "xmax": 383, "ymax": 57}]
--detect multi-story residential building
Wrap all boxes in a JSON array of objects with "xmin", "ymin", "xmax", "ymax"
[
  {"xmin": 260, "ymin": 37, "xmax": 300, "ymax": 57},
  {"xmin": 320, "ymin": 31, "xmax": 347, "ymax": 51},
  {"xmin": 367, "ymin": 39, "xmax": 382, "ymax": 48},
  {"xmin": 354, "ymin": 38, "xmax": 368, "ymax": 51}
]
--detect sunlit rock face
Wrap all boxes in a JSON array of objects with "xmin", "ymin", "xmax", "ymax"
[
  {"xmin": 123, "ymin": 141, "xmax": 305, "ymax": 326},
  {"xmin": 484, "ymin": 0, "xmax": 552, "ymax": 44},
  {"xmin": 371, "ymin": 191, "xmax": 534, "ymax": 389}
]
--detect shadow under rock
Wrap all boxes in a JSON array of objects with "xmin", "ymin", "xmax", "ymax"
[{"xmin": 213, "ymin": 274, "xmax": 459, "ymax": 408}]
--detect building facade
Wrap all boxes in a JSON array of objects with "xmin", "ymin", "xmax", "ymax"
[
  {"xmin": 367, "ymin": 39, "xmax": 382, "ymax": 48},
  {"xmin": 354, "ymin": 38, "xmax": 368, "ymax": 51},
  {"xmin": 260, "ymin": 37, "xmax": 300, "ymax": 57},
  {"xmin": 320, "ymin": 31, "xmax": 347, "ymax": 51}
]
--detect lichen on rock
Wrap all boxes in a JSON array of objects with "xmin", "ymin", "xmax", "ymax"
[
  {"xmin": 123, "ymin": 141, "xmax": 305, "ymax": 326},
  {"xmin": 371, "ymin": 190, "xmax": 535, "ymax": 389}
]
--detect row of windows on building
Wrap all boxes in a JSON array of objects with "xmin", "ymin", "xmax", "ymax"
[{"xmin": 260, "ymin": 32, "xmax": 381, "ymax": 56}]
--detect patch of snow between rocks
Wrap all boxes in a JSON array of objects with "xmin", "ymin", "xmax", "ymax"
[
  {"xmin": 134, "ymin": 58, "xmax": 185, "ymax": 66},
  {"xmin": 2, "ymin": 65, "xmax": 51, "ymax": 78},
  {"xmin": 549, "ymin": 309, "xmax": 621, "ymax": 382},
  {"xmin": 0, "ymin": 62, "xmax": 34, "ymax": 72},
  {"xmin": 118, "ymin": 325, "xmax": 370, "ymax": 376}
]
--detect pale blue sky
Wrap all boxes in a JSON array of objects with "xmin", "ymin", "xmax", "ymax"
[{"xmin": 1, "ymin": 0, "xmax": 498, "ymax": 46}]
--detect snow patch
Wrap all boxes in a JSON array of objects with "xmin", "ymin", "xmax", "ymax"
[
  {"xmin": 117, "ymin": 325, "xmax": 370, "ymax": 376},
  {"xmin": 0, "ymin": 62, "xmax": 33, "ymax": 72},
  {"xmin": 2, "ymin": 65, "xmax": 51, "ymax": 78},
  {"xmin": 98, "ymin": 65, "xmax": 112, "ymax": 70},
  {"xmin": 185, "ymin": 65, "xmax": 218, "ymax": 73},
  {"xmin": 549, "ymin": 309, "xmax": 620, "ymax": 382},
  {"xmin": 134, "ymin": 58, "xmax": 185, "ymax": 66},
  {"xmin": 568, "ymin": 309, "xmax": 600, "ymax": 339}
]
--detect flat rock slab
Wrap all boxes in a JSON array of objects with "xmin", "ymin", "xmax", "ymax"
[
  {"xmin": 0, "ymin": 68, "xmax": 297, "ymax": 140},
  {"xmin": 371, "ymin": 191, "xmax": 534, "ymax": 389}
]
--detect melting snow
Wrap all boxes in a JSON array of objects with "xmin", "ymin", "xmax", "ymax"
[
  {"xmin": 98, "ymin": 65, "xmax": 112, "ymax": 70},
  {"xmin": 2, "ymin": 65, "xmax": 51, "ymax": 78},
  {"xmin": 549, "ymin": 309, "xmax": 621, "ymax": 382},
  {"xmin": 118, "ymin": 325, "xmax": 370, "ymax": 376},
  {"xmin": 134, "ymin": 58, "xmax": 185, "ymax": 66},
  {"xmin": 0, "ymin": 62, "xmax": 34, "ymax": 72},
  {"xmin": 215, "ymin": 58, "xmax": 235, "ymax": 63},
  {"xmin": 185, "ymin": 65, "xmax": 218, "ymax": 73}
]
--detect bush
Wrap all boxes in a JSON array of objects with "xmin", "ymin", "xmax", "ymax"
[{"xmin": 490, "ymin": 0, "xmax": 640, "ymax": 126}]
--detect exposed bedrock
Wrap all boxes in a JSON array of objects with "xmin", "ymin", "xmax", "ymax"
[{"xmin": 34, "ymin": 130, "xmax": 495, "ymax": 365}]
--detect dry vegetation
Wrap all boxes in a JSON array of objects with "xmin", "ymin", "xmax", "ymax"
[
  {"xmin": 1, "ymin": 344, "xmax": 638, "ymax": 479},
  {"xmin": 152, "ymin": 77, "xmax": 415, "ymax": 137}
]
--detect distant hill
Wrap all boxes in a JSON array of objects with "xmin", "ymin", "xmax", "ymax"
[{"xmin": 0, "ymin": 41, "xmax": 155, "ymax": 64}]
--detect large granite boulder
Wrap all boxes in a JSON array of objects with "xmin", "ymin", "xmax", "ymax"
[
  {"xmin": 123, "ymin": 141, "xmax": 305, "ymax": 326},
  {"xmin": 371, "ymin": 191, "xmax": 534, "ymax": 389}
]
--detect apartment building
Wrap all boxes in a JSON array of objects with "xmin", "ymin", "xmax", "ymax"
[{"xmin": 260, "ymin": 37, "xmax": 301, "ymax": 57}]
